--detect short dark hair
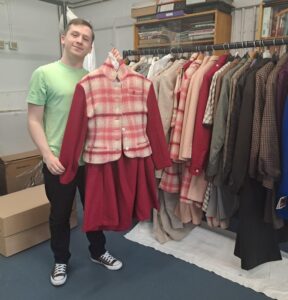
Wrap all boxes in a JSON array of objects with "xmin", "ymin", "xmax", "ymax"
[{"xmin": 64, "ymin": 18, "xmax": 94, "ymax": 42}]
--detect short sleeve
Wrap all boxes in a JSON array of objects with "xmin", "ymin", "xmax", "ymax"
[{"xmin": 26, "ymin": 67, "xmax": 47, "ymax": 105}]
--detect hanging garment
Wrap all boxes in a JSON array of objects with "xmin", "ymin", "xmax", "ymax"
[
  {"xmin": 202, "ymin": 61, "xmax": 231, "ymax": 126},
  {"xmin": 190, "ymin": 54, "xmax": 228, "ymax": 175},
  {"xmin": 276, "ymin": 60, "xmax": 288, "ymax": 135},
  {"xmin": 276, "ymin": 96, "xmax": 288, "ymax": 219},
  {"xmin": 258, "ymin": 53, "xmax": 288, "ymax": 190},
  {"xmin": 169, "ymin": 55, "xmax": 201, "ymax": 161},
  {"xmin": 229, "ymin": 58, "xmax": 270, "ymax": 194},
  {"xmin": 221, "ymin": 61, "xmax": 253, "ymax": 183},
  {"xmin": 234, "ymin": 177, "xmax": 282, "ymax": 270},
  {"xmin": 59, "ymin": 56, "xmax": 171, "ymax": 231},
  {"xmin": 222, "ymin": 58, "xmax": 253, "ymax": 181},
  {"xmin": 180, "ymin": 55, "xmax": 219, "ymax": 160},
  {"xmin": 157, "ymin": 59, "xmax": 186, "ymax": 140},
  {"xmin": 206, "ymin": 58, "xmax": 243, "ymax": 181},
  {"xmin": 249, "ymin": 61, "xmax": 275, "ymax": 180},
  {"xmin": 147, "ymin": 54, "xmax": 173, "ymax": 79},
  {"xmin": 179, "ymin": 54, "xmax": 209, "ymax": 160}
]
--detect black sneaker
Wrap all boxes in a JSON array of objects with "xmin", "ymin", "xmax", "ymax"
[
  {"xmin": 90, "ymin": 251, "xmax": 123, "ymax": 270},
  {"xmin": 50, "ymin": 263, "xmax": 67, "ymax": 286}
]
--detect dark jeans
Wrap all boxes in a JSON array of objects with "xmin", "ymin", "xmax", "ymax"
[{"xmin": 43, "ymin": 164, "xmax": 106, "ymax": 264}]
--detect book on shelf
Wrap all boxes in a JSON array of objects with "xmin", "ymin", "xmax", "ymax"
[
  {"xmin": 136, "ymin": 14, "xmax": 157, "ymax": 22},
  {"xmin": 138, "ymin": 38, "xmax": 170, "ymax": 46},
  {"xmin": 186, "ymin": 0, "xmax": 233, "ymax": 5},
  {"xmin": 275, "ymin": 8, "xmax": 288, "ymax": 36},
  {"xmin": 156, "ymin": 10, "xmax": 185, "ymax": 19}
]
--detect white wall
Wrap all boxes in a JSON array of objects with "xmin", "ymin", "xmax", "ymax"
[
  {"xmin": 0, "ymin": 0, "xmax": 60, "ymax": 155},
  {"xmin": 0, "ymin": 0, "xmax": 261, "ymax": 155},
  {"xmin": 231, "ymin": 0, "xmax": 261, "ymax": 56},
  {"xmin": 74, "ymin": 0, "xmax": 135, "ymax": 66},
  {"xmin": 233, "ymin": 0, "xmax": 261, "ymax": 8}
]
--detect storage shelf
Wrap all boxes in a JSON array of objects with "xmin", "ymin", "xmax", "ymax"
[
  {"xmin": 258, "ymin": 0, "xmax": 288, "ymax": 40},
  {"xmin": 134, "ymin": 9, "xmax": 232, "ymax": 54},
  {"xmin": 138, "ymin": 39, "xmax": 215, "ymax": 49},
  {"xmin": 135, "ymin": 10, "xmax": 217, "ymax": 25}
]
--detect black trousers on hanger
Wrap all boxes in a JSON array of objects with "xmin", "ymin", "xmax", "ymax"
[
  {"xmin": 234, "ymin": 177, "xmax": 283, "ymax": 270},
  {"xmin": 43, "ymin": 164, "xmax": 106, "ymax": 264}
]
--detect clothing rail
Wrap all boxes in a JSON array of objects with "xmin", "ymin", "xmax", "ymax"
[{"xmin": 122, "ymin": 38, "xmax": 288, "ymax": 58}]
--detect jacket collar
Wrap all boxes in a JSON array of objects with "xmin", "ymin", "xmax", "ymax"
[{"xmin": 102, "ymin": 56, "xmax": 130, "ymax": 81}]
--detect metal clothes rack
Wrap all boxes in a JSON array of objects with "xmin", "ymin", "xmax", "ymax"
[{"xmin": 122, "ymin": 38, "xmax": 288, "ymax": 58}]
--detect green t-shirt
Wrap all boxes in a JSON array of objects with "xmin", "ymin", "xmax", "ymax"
[{"xmin": 27, "ymin": 61, "xmax": 88, "ymax": 159}]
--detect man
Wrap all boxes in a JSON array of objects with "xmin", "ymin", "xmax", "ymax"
[{"xmin": 27, "ymin": 18, "xmax": 122, "ymax": 287}]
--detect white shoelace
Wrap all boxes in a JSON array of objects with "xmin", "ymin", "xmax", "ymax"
[
  {"xmin": 53, "ymin": 264, "xmax": 67, "ymax": 277},
  {"xmin": 100, "ymin": 252, "xmax": 115, "ymax": 264}
]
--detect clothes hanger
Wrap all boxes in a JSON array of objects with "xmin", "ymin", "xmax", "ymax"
[
  {"xmin": 224, "ymin": 43, "xmax": 234, "ymax": 61},
  {"xmin": 262, "ymin": 39, "xmax": 272, "ymax": 59},
  {"xmin": 247, "ymin": 41, "xmax": 257, "ymax": 59},
  {"xmin": 197, "ymin": 46, "xmax": 204, "ymax": 61},
  {"xmin": 272, "ymin": 39, "xmax": 279, "ymax": 63},
  {"xmin": 108, "ymin": 50, "xmax": 120, "ymax": 70}
]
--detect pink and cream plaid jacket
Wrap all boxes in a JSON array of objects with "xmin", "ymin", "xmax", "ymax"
[{"xmin": 80, "ymin": 58, "xmax": 157, "ymax": 164}]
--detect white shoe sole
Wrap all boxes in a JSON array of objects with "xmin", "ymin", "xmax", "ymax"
[
  {"xmin": 90, "ymin": 257, "xmax": 123, "ymax": 271},
  {"xmin": 50, "ymin": 275, "xmax": 67, "ymax": 286}
]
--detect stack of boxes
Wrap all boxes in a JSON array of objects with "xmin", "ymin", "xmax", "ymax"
[
  {"xmin": 0, "ymin": 150, "xmax": 78, "ymax": 257},
  {"xmin": 131, "ymin": 1, "xmax": 186, "ymax": 21},
  {"xmin": 131, "ymin": 1, "xmax": 158, "ymax": 22},
  {"xmin": 156, "ymin": 0, "xmax": 186, "ymax": 19},
  {"xmin": 131, "ymin": 1, "xmax": 233, "ymax": 21}
]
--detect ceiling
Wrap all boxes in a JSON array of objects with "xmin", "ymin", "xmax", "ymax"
[
  {"xmin": 58, "ymin": 0, "xmax": 106, "ymax": 3},
  {"xmin": 39, "ymin": 0, "xmax": 110, "ymax": 8}
]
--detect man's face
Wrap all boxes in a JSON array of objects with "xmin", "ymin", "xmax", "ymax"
[{"xmin": 61, "ymin": 24, "xmax": 93, "ymax": 59}]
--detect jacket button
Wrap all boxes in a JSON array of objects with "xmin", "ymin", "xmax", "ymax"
[
  {"xmin": 122, "ymin": 127, "xmax": 126, "ymax": 132},
  {"xmin": 125, "ymin": 147, "xmax": 129, "ymax": 150}
]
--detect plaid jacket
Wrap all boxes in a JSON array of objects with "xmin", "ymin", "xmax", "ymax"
[
  {"xmin": 169, "ymin": 59, "xmax": 202, "ymax": 161},
  {"xmin": 60, "ymin": 57, "xmax": 171, "ymax": 183},
  {"xmin": 81, "ymin": 58, "xmax": 155, "ymax": 163}
]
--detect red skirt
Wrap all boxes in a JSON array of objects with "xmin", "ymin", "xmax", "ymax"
[{"xmin": 83, "ymin": 155, "xmax": 159, "ymax": 232}]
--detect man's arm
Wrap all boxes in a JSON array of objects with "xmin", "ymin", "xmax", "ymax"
[{"xmin": 27, "ymin": 103, "xmax": 65, "ymax": 175}]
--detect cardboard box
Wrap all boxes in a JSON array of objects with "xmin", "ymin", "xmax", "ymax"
[
  {"xmin": 0, "ymin": 185, "xmax": 50, "ymax": 237},
  {"xmin": 0, "ymin": 185, "xmax": 78, "ymax": 256},
  {"xmin": 131, "ymin": 1, "xmax": 157, "ymax": 18},
  {"xmin": 0, "ymin": 150, "xmax": 43, "ymax": 195},
  {"xmin": 0, "ymin": 210, "xmax": 77, "ymax": 257},
  {"xmin": 0, "ymin": 185, "xmax": 77, "ymax": 237}
]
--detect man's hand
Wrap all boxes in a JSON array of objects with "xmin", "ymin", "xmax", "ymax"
[{"xmin": 44, "ymin": 153, "xmax": 65, "ymax": 175}]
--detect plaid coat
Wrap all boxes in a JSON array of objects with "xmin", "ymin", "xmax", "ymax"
[{"xmin": 60, "ymin": 57, "xmax": 171, "ymax": 183}]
